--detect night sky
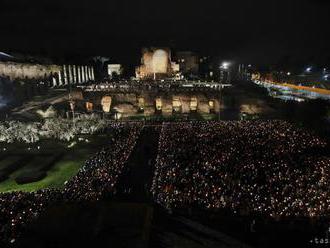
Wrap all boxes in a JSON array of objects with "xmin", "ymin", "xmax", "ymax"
[{"xmin": 0, "ymin": 0, "xmax": 329, "ymax": 67}]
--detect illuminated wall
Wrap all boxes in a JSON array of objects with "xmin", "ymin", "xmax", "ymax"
[
  {"xmin": 190, "ymin": 97, "xmax": 198, "ymax": 111},
  {"xmin": 0, "ymin": 62, "xmax": 95, "ymax": 86},
  {"xmin": 0, "ymin": 62, "xmax": 61, "ymax": 80},
  {"xmin": 136, "ymin": 47, "xmax": 179, "ymax": 79},
  {"xmin": 86, "ymin": 102, "xmax": 93, "ymax": 112},
  {"xmin": 155, "ymin": 97, "xmax": 162, "ymax": 110},
  {"xmin": 172, "ymin": 96, "xmax": 182, "ymax": 112},
  {"xmin": 101, "ymin": 96, "xmax": 112, "ymax": 113},
  {"xmin": 152, "ymin": 50, "xmax": 168, "ymax": 73},
  {"xmin": 82, "ymin": 91, "xmax": 221, "ymax": 116},
  {"xmin": 107, "ymin": 64, "xmax": 122, "ymax": 77},
  {"xmin": 138, "ymin": 97, "xmax": 145, "ymax": 109}
]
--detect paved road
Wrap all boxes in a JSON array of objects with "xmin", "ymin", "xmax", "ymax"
[{"xmin": 115, "ymin": 125, "xmax": 160, "ymax": 202}]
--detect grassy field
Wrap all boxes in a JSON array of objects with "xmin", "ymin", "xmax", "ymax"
[
  {"xmin": 0, "ymin": 159, "xmax": 83, "ymax": 192},
  {"xmin": 0, "ymin": 134, "xmax": 109, "ymax": 193}
]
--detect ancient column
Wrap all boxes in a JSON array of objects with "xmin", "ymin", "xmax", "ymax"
[
  {"xmin": 68, "ymin": 65, "xmax": 73, "ymax": 84},
  {"xmin": 57, "ymin": 70, "xmax": 63, "ymax": 85},
  {"xmin": 52, "ymin": 76, "xmax": 57, "ymax": 87},
  {"xmin": 73, "ymin": 65, "xmax": 77, "ymax": 84},
  {"xmin": 91, "ymin": 67, "xmax": 95, "ymax": 80},
  {"xmin": 77, "ymin": 66, "xmax": 81, "ymax": 83},
  {"xmin": 82, "ymin": 66, "xmax": 86, "ymax": 83},
  {"xmin": 85, "ymin": 66, "xmax": 89, "ymax": 82},
  {"xmin": 87, "ymin": 66, "xmax": 91, "ymax": 80},
  {"xmin": 63, "ymin": 65, "xmax": 68, "ymax": 85},
  {"xmin": 88, "ymin": 66, "xmax": 91, "ymax": 81}
]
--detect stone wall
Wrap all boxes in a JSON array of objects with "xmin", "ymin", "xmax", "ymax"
[
  {"xmin": 82, "ymin": 91, "xmax": 221, "ymax": 116},
  {"xmin": 0, "ymin": 62, "xmax": 61, "ymax": 80}
]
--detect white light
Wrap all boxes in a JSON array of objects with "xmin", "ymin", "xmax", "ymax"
[
  {"xmin": 306, "ymin": 67, "xmax": 312, "ymax": 73},
  {"xmin": 221, "ymin": 62, "xmax": 230, "ymax": 70},
  {"xmin": 287, "ymin": 72, "xmax": 291, "ymax": 76}
]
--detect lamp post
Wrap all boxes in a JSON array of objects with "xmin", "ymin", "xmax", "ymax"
[{"xmin": 220, "ymin": 62, "xmax": 231, "ymax": 83}]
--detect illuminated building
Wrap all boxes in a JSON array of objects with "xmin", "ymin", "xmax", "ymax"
[
  {"xmin": 107, "ymin": 64, "xmax": 123, "ymax": 78},
  {"xmin": 135, "ymin": 47, "xmax": 179, "ymax": 80},
  {"xmin": 101, "ymin": 96, "xmax": 112, "ymax": 113},
  {"xmin": 85, "ymin": 102, "xmax": 94, "ymax": 112}
]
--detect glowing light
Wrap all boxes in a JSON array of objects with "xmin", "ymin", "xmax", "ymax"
[
  {"xmin": 306, "ymin": 67, "xmax": 312, "ymax": 73},
  {"xmin": 156, "ymin": 98, "xmax": 162, "ymax": 111},
  {"xmin": 190, "ymin": 97, "xmax": 198, "ymax": 111},
  {"xmin": 152, "ymin": 49, "xmax": 168, "ymax": 73},
  {"xmin": 101, "ymin": 96, "xmax": 112, "ymax": 113},
  {"xmin": 86, "ymin": 102, "xmax": 93, "ymax": 112},
  {"xmin": 221, "ymin": 62, "xmax": 230, "ymax": 70},
  {"xmin": 114, "ymin": 112, "xmax": 122, "ymax": 120},
  {"xmin": 209, "ymin": 100, "xmax": 215, "ymax": 109}
]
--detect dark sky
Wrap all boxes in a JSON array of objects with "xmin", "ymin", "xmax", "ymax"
[{"xmin": 0, "ymin": 0, "xmax": 329, "ymax": 67}]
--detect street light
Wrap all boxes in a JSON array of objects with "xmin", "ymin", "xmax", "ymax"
[{"xmin": 305, "ymin": 67, "xmax": 312, "ymax": 73}]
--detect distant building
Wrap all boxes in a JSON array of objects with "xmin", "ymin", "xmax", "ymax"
[
  {"xmin": 175, "ymin": 51, "xmax": 199, "ymax": 77},
  {"xmin": 237, "ymin": 64, "xmax": 252, "ymax": 80},
  {"xmin": 135, "ymin": 47, "xmax": 179, "ymax": 80},
  {"xmin": 199, "ymin": 56, "xmax": 215, "ymax": 80},
  {"xmin": 107, "ymin": 64, "xmax": 123, "ymax": 78},
  {"xmin": 0, "ymin": 61, "xmax": 95, "ymax": 87}
]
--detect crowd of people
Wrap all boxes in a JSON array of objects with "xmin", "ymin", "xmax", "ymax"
[
  {"xmin": 0, "ymin": 122, "xmax": 142, "ymax": 245},
  {"xmin": 152, "ymin": 120, "xmax": 330, "ymax": 218},
  {"xmin": 1, "ymin": 119, "xmax": 330, "ymax": 245},
  {"xmin": 62, "ymin": 123, "xmax": 142, "ymax": 202},
  {"xmin": 83, "ymin": 80, "xmax": 218, "ymax": 93}
]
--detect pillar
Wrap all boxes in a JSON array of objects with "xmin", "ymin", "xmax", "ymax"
[
  {"xmin": 85, "ymin": 66, "xmax": 88, "ymax": 82},
  {"xmin": 73, "ymin": 65, "xmax": 77, "ymax": 84},
  {"xmin": 57, "ymin": 70, "xmax": 62, "ymax": 85},
  {"xmin": 88, "ymin": 66, "xmax": 93, "ymax": 80},
  {"xmin": 77, "ymin": 66, "xmax": 81, "ymax": 83},
  {"xmin": 91, "ymin": 67, "xmax": 95, "ymax": 80},
  {"xmin": 68, "ymin": 65, "xmax": 73, "ymax": 84},
  {"xmin": 87, "ymin": 66, "xmax": 91, "ymax": 81},
  {"xmin": 63, "ymin": 65, "xmax": 68, "ymax": 85},
  {"xmin": 52, "ymin": 76, "xmax": 57, "ymax": 87},
  {"xmin": 81, "ymin": 66, "xmax": 86, "ymax": 83}
]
